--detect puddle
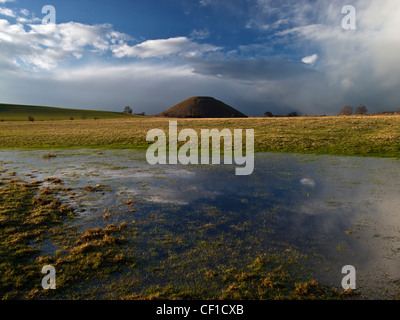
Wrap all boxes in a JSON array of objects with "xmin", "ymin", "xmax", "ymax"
[{"xmin": 1, "ymin": 149, "xmax": 400, "ymax": 298}]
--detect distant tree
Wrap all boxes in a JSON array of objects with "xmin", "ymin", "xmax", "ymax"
[
  {"xmin": 124, "ymin": 106, "xmax": 133, "ymax": 114},
  {"xmin": 355, "ymin": 105, "xmax": 367, "ymax": 115},
  {"xmin": 340, "ymin": 105, "xmax": 353, "ymax": 115},
  {"xmin": 28, "ymin": 115, "xmax": 34, "ymax": 121},
  {"xmin": 286, "ymin": 112, "xmax": 298, "ymax": 117},
  {"xmin": 264, "ymin": 111, "xmax": 273, "ymax": 117}
]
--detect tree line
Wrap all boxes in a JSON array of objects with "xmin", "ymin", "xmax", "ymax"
[
  {"xmin": 340, "ymin": 105, "xmax": 367, "ymax": 115},
  {"xmin": 264, "ymin": 104, "xmax": 400, "ymax": 117}
]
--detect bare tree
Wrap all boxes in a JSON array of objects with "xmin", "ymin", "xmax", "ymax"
[
  {"xmin": 124, "ymin": 106, "xmax": 133, "ymax": 114},
  {"xmin": 340, "ymin": 105, "xmax": 353, "ymax": 115},
  {"xmin": 355, "ymin": 105, "xmax": 367, "ymax": 115}
]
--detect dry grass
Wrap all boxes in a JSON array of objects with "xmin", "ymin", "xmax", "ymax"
[{"xmin": 0, "ymin": 116, "xmax": 400, "ymax": 157}]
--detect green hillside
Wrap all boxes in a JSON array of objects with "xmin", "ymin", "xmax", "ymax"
[{"xmin": 0, "ymin": 103, "xmax": 137, "ymax": 121}]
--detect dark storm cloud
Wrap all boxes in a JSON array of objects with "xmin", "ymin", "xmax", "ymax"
[{"xmin": 192, "ymin": 57, "xmax": 317, "ymax": 81}]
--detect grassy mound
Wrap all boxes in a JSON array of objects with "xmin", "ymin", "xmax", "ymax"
[{"xmin": 157, "ymin": 97, "xmax": 248, "ymax": 118}]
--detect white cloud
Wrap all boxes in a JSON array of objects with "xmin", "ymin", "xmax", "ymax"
[
  {"xmin": 112, "ymin": 36, "xmax": 221, "ymax": 59},
  {"xmin": 20, "ymin": 8, "xmax": 29, "ymax": 16},
  {"xmin": 199, "ymin": 0, "xmax": 212, "ymax": 7},
  {"xmin": 302, "ymin": 54, "xmax": 318, "ymax": 64},
  {"xmin": 190, "ymin": 29, "xmax": 210, "ymax": 40},
  {"xmin": 0, "ymin": 7, "xmax": 15, "ymax": 17},
  {"xmin": 300, "ymin": 178, "xmax": 316, "ymax": 187},
  {"xmin": 250, "ymin": 0, "xmax": 323, "ymax": 31},
  {"xmin": 0, "ymin": 19, "xmax": 125, "ymax": 70},
  {"xmin": 16, "ymin": 16, "xmax": 40, "ymax": 24}
]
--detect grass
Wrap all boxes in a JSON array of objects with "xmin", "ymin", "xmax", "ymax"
[
  {"xmin": 0, "ymin": 115, "xmax": 400, "ymax": 158},
  {"xmin": 1, "ymin": 110, "xmax": 398, "ymax": 299},
  {"xmin": 0, "ymin": 103, "xmax": 138, "ymax": 121},
  {"xmin": 0, "ymin": 179, "xmax": 136, "ymax": 299},
  {"xmin": 0, "ymin": 177, "xmax": 360, "ymax": 300}
]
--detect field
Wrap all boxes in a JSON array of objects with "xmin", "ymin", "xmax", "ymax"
[
  {"xmin": 0, "ymin": 103, "xmax": 136, "ymax": 121},
  {"xmin": 1, "ymin": 115, "xmax": 400, "ymax": 158},
  {"xmin": 1, "ymin": 112, "xmax": 400, "ymax": 300},
  {"xmin": 1, "ymin": 150, "xmax": 370, "ymax": 300}
]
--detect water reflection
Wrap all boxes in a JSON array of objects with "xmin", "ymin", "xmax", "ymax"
[{"xmin": 0, "ymin": 150, "xmax": 399, "ymax": 298}]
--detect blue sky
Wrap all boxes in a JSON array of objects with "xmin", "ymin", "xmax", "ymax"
[{"xmin": 1, "ymin": 0, "xmax": 400, "ymax": 115}]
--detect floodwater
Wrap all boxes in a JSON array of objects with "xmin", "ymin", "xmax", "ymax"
[{"xmin": 1, "ymin": 149, "xmax": 400, "ymax": 298}]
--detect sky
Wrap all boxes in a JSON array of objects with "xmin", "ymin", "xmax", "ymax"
[{"xmin": 0, "ymin": 0, "xmax": 400, "ymax": 116}]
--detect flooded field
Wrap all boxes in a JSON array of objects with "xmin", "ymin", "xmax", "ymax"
[{"xmin": 1, "ymin": 149, "xmax": 400, "ymax": 299}]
